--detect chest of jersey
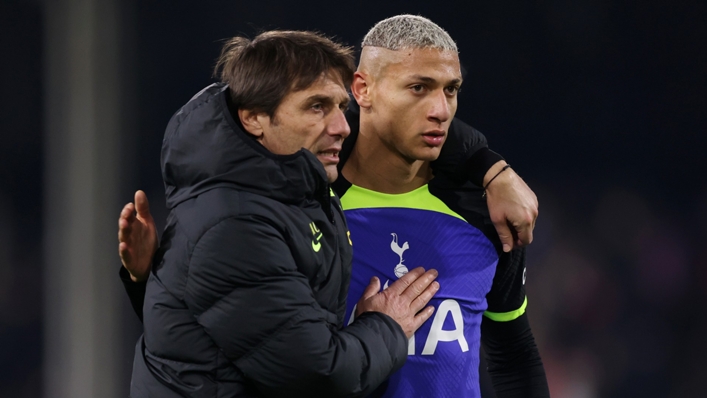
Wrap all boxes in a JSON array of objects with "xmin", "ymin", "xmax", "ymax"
[{"xmin": 341, "ymin": 185, "xmax": 498, "ymax": 398}]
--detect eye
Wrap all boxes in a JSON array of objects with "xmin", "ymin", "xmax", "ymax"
[
  {"xmin": 410, "ymin": 84, "xmax": 425, "ymax": 93},
  {"xmin": 311, "ymin": 103, "xmax": 323, "ymax": 111},
  {"xmin": 339, "ymin": 102, "xmax": 349, "ymax": 111},
  {"xmin": 445, "ymin": 86, "xmax": 461, "ymax": 95}
]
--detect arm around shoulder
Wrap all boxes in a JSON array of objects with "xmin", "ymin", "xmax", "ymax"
[{"xmin": 433, "ymin": 118, "xmax": 505, "ymax": 186}]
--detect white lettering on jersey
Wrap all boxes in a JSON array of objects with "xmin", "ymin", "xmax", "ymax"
[
  {"xmin": 421, "ymin": 299, "xmax": 469, "ymax": 355},
  {"xmin": 352, "ymin": 299, "xmax": 470, "ymax": 355}
]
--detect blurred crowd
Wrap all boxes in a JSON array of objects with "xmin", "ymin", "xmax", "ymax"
[{"xmin": 527, "ymin": 184, "xmax": 706, "ymax": 397}]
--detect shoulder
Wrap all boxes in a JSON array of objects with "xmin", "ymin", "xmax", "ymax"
[
  {"xmin": 170, "ymin": 187, "xmax": 299, "ymax": 249},
  {"xmin": 428, "ymin": 177, "xmax": 502, "ymax": 252}
]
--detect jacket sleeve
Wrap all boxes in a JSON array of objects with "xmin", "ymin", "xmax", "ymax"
[
  {"xmin": 119, "ymin": 266, "xmax": 147, "ymax": 322},
  {"xmin": 184, "ymin": 216, "xmax": 408, "ymax": 398},
  {"xmin": 431, "ymin": 117, "xmax": 505, "ymax": 187}
]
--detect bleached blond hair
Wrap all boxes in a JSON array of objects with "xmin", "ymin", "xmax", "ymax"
[{"xmin": 361, "ymin": 14, "xmax": 457, "ymax": 52}]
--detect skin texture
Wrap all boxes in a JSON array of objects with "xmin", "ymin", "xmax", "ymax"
[
  {"xmin": 239, "ymin": 71, "xmax": 351, "ymax": 183},
  {"xmin": 344, "ymin": 47, "xmax": 462, "ymax": 194}
]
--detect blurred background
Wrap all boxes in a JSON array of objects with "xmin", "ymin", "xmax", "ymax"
[{"xmin": 1, "ymin": 0, "xmax": 705, "ymax": 397}]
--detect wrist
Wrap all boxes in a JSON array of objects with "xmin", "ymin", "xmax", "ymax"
[
  {"xmin": 483, "ymin": 160, "xmax": 508, "ymax": 187},
  {"xmin": 130, "ymin": 273, "xmax": 147, "ymax": 283},
  {"xmin": 119, "ymin": 266, "xmax": 148, "ymax": 284},
  {"xmin": 483, "ymin": 163, "xmax": 513, "ymax": 199},
  {"xmin": 464, "ymin": 148, "xmax": 505, "ymax": 186},
  {"xmin": 483, "ymin": 160, "xmax": 509, "ymax": 187}
]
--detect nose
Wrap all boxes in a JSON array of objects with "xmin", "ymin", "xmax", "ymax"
[
  {"xmin": 427, "ymin": 90, "xmax": 452, "ymax": 124},
  {"xmin": 328, "ymin": 107, "xmax": 351, "ymax": 139}
]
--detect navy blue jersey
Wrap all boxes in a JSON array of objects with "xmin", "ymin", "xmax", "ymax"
[{"xmin": 341, "ymin": 183, "xmax": 527, "ymax": 398}]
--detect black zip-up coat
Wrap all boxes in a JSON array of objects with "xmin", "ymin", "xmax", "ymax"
[{"xmin": 130, "ymin": 84, "xmax": 408, "ymax": 397}]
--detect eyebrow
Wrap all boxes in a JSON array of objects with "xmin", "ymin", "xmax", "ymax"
[
  {"xmin": 408, "ymin": 74, "xmax": 463, "ymax": 85},
  {"xmin": 303, "ymin": 94, "xmax": 350, "ymax": 107}
]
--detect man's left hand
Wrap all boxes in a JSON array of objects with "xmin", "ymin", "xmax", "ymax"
[{"xmin": 483, "ymin": 161, "xmax": 538, "ymax": 252}]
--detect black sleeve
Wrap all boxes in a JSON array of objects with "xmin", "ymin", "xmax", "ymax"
[
  {"xmin": 431, "ymin": 118, "xmax": 505, "ymax": 186},
  {"xmin": 482, "ymin": 249, "xmax": 549, "ymax": 397},
  {"xmin": 119, "ymin": 266, "xmax": 147, "ymax": 322},
  {"xmin": 481, "ymin": 314, "xmax": 549, "ymax": 397}
]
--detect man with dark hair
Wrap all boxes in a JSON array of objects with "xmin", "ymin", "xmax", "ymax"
[
  {"xmin": 120, "ymin": 21, "xmax": 545, "ymax": 398},
  {"xmin": 125, "ymin": 30, "xmax": 440, "ymax": 397}
]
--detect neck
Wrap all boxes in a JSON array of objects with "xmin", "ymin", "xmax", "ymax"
[{"xmin": 342, "ymin": 119, "xmax": 432, "ymax": 194}]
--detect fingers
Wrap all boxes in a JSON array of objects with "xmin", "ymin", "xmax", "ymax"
[
  {"xmin": 412, "ymin": 305, "xmax": 436, "ymax": 329},
  {"xmin": 361, "ymin": 276, "xmax": 381, "ymax": 302},
  {"xmin": 493, "ymin": 219, "xmax": 513, "ymax": 252},
  {"xmin": 514, "ymin": 223, "xmax": 533, "ymax": 247},
  {"xmin": 385, "ymin": 267, "xmax": 426, "ymax": 295},
  {"xmin": 363, "ymin": 269, "xmax": 441, "ymax": 338},
  {"xmin": 409, "ymin": 280, "xmax": 439, "ymax": 314},
  {"xmin": 355, "ymin": 276, "xmax": 381, "ymax": 317},
  {"xmin": 400, "ymin": 269, "xmax": 438, "ymax": 302},
  {"xmin": 118, "ymin": 203, "xmax": 135, "ymax": 243},
  {"xmin": 508, "ymin": 205, "xmax": 536, "ymax": 248},
  {"xmin": 118, "ymin": 218, "xmax": 130, "ymax": 243},
  {"xmin": 120, "ymin": 202, "xmax": 135, "ymax": 222},
  {"xmin": 119, "ymin": 241, "xmax": 132, "ymax": 266},
  {"xmin": 134, "ymin": 190, "xmax": 152, "ymax": 220}
]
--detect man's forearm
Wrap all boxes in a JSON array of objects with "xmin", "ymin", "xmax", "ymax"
[{"xmin": 467, "ymin": 148, "xmax": 506, "ymax": 187}]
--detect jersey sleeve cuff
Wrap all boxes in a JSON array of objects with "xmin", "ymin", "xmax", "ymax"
[{"xmin": 484, "ymin": 296, "xmax": 527, "ymax": 322}]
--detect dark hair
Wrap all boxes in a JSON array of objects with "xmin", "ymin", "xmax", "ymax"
[{"xmin": 214, "ymin": 31, "xmax": 355, "ymax": 118}]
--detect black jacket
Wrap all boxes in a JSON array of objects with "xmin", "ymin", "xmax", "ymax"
[{"xmin": 130, "ymin": 84, "xmax": 408, "ymax": 397}]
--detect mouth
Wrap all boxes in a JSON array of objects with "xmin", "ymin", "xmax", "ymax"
[
  {"xmin": 421, "ymin": 130, "xmax": 446, "ymax": 147},
  {"xmin": 316, "ymin": 149, "xmax": 341, "ymax": 164}
]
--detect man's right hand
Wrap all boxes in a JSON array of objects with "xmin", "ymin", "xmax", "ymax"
[
  {"xmin": 355, "ymin": 267, "xmax": 439, "ymax": 338},
  {"xmin": 118, "ymin": 190, "xmax": 158, "ymax": 282},
  {"xmin": 483, "ymin": 161, "xmax": 538, "ymax": 252}
]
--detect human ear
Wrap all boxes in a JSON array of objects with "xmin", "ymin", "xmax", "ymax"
[
  {"xmin": 238, "ymin": 108, "xmax": 266, "ymax": 138},
  {"xmin": 351, "ymin": 71, "xmax": 372, "ymax": 109}
]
